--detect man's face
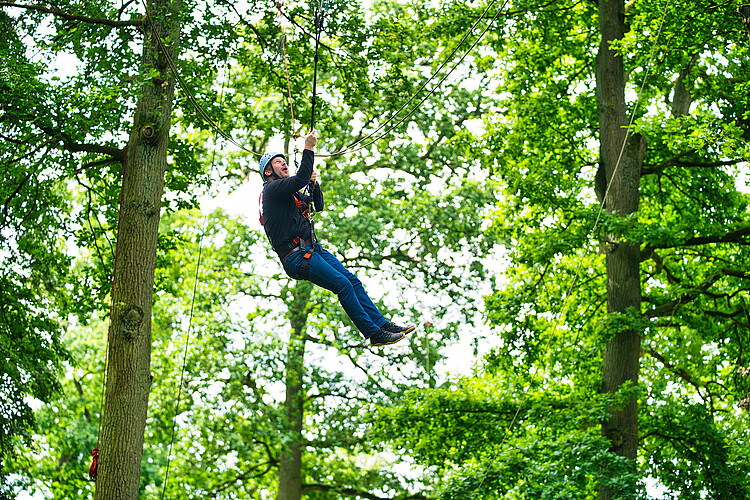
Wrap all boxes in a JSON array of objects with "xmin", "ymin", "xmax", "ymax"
[{"xmin": 269, "ymin": 156, "xmax": 289, "ymax": 178}]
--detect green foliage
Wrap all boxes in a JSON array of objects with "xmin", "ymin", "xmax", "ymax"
[
  {"xmin": 6, "ymin": 319, "xmax": 103, "ymax": 500},
  {"xmin": 1, "ymin": 0, "xmax": 230, "ymax": 490},
  {"xmin": 371, "ymin": 375, "xmax": 643, "ymax": 499},
  {"xmin": 0, "ymin": 10, "xmax": 76, "ymax": 491},
  {"xmin": 6, "ymin": 0, "xmax": 750, "ymax": 497},
  {"xmin": 642, "ymin": 402, "xmax": 750, "ymax": 500}
]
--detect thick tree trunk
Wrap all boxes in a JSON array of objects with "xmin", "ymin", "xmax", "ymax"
[
  {"xmin": 278, "ymin": 282, "xmax": 312, "ymax": 500},
  {"xmin": 94, "ymin": 1, "xmax": 181, "ymax": 498},
  {"xmin": 596, "ymin": 0, "xmax": 644, "ymax": 498}
]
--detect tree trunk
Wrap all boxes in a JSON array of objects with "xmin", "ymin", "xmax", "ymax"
[
  {"xmin": 596, "ymin": 0, "xmax": 644, "ymax": 498},
  {"xmin": 739, "ymin": 5, "xmax": 750, "ymax": 40},
  {"xmin": 278, "ymin": 282, "xmax": 312, "ymax": 500},
  {"xmin": 94, "ymin": 1, "xmax": 181, "ymax": 498}
]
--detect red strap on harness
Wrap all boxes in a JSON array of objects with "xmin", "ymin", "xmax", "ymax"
[{"xmin": 258, "ymin": 191, "xmax": 264, "ymax": 225}]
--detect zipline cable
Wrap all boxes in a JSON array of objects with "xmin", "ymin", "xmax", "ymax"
[
  {"xmin": 138, "ymin": 1, "xmax": 263, "ymax": 157},
  {"xmin": 317, "ymin": 0, "xmax": 507, "ymax": 159},
  {"xmin": 468, "ymin": 1, "xmax": 672, "ymax": 496},
  {"xmin": 149, "ymin": 0, "xmax": 506, "ymax": 163}
]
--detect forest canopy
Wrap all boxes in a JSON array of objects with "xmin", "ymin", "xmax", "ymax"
[{"xmin": 1, "ymin": 0, "xmax": 749, "ymax": 499}]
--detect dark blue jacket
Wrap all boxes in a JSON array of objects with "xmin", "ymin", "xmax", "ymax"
[{"xmin": 260, "ymin": 148, "xmax": 324, "ymax": 260}]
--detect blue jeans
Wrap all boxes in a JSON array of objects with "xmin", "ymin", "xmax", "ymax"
[{"xmin": 282, "ymin": 242, "xmax": 386, "ymax": 338}]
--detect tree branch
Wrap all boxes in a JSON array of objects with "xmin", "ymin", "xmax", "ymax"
[
  {"xmin": 33, "ymin": 121, "xmax": 125, "ymax": 160},
  {"xmin": 642, "ymin": 155, "xmax": 741, "ymax": 176},
  {"xmin": 1, "ymin": 170, "xmax": 34, "ymax": 225},
  {"xmin": 0, "ymin": 2, "xmax": 141, "ymax": 27},
  {"xmin": 213, "ymin": 460, "xmax": 275, "ymax": 494},
  {"xmin": 681, "ymin": 226, "xmax": 750, "ymax": 246},
  {"xmin": 644, "ymin": 271, "xmax": 722, "ymax": 318},
  {"xmin": 642, "ymin": 226, "xmax": 750, "ymax": 259},
  {"xmin": 302, "ymin": 484, "xmax": 429, "ymax": 500},
  {"xmin": 721, "ymin": 267, "xmax": 750, "ymax": 280},
  {"xmin": 304, "ymin": 390, "xmax": 369, "ymax": 404},
  {"xmin": 75, "ymin": 156, "xmax": 123, "ymax": 173},
  {"xmin": 645, "ymin": 346, "xmax": 703, "ymax": 396}
]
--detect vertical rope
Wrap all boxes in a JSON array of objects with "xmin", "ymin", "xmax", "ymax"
[
  {"xmin": 159, "ymin": 59, "xmax": 229, "ymax": 498},
  {"xmin": 159, "ymin": 216, "xmax": 207, "ymax": 499},
  {"xmin": 310, "ymin": 0, "xmax": 325, "ymax": 132}
]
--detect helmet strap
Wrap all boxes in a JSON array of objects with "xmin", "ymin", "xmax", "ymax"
[{"xmin": 268, "ymin": 166, "xmax": 281, "ymax": 181}]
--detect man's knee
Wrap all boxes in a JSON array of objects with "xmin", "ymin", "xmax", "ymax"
[
  {"xmin": 309, "ymin": 265, "xmax": 353, "ymax": 295},
  {"xmin": 348, "ymin": 275, "xmax": 363, "ymax": 289},
  {"xmin": 335, "ymin": 277, "xmax": 356, "ymax": 296}
]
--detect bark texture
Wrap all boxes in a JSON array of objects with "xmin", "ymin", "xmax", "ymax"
[
  {"xmin": 596, "ymin": 0, "xmax": 644, "ymax": 497},
  {"xmin": 94, "ymin": 1, "xmax": 181, "ymax": 498}
]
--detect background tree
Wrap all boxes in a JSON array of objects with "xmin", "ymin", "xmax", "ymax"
[
  {"xmin": 93, "ymin": 0, "xmax": 184, "ymax": 496},
  {"xmin": 2, "ymin": 0, "xmax": 213, "ymax": 496},
  {"xmin": 374, "ymin": 0, "xmax": 750, "ymax": 498}
]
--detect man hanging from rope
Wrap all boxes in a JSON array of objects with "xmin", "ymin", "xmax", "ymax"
[{"xmin": 259, "ymin": 130, "xmax": 415, "ymax": 346}]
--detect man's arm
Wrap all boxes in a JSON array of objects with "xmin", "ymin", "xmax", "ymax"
[
  {"xmin": 293, "ymin": 130, "xmax": 318, "ymax": 185},
  {"xmin": 304, "ymin": 131, "xmax": 323, "ymax": 211},
  {"xmin": 265, "ymin": 131, "xmax": 318, "ymax": 198}
]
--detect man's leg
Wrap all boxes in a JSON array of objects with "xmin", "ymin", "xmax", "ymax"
[
  {"xmin": 304, "ymin": 247, "xmax": 382, "ymax": 338},
  {"xmin": 316, "ymin": 247, "xmax": 388, "ymax": 329}
]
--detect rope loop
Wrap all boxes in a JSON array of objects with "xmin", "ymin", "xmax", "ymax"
[{"xmin": 89, "ymin": 448, "xmax": 100, "ymax": 480}]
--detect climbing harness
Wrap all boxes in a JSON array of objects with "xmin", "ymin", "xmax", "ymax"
[
  {"xmin": 295, "ymin": 146, "xmax": 318, "ymax": 249},
  {"xmin": 258, "ymin": 149, "xmax": 318, "ymax": 280},
  {"xmin": 296, "ymin": 182, "xmax": 317, "ymax": 279},
  {"xmin": 258, "ymin": 190, "xmax": 315, "ymax": 280}
]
